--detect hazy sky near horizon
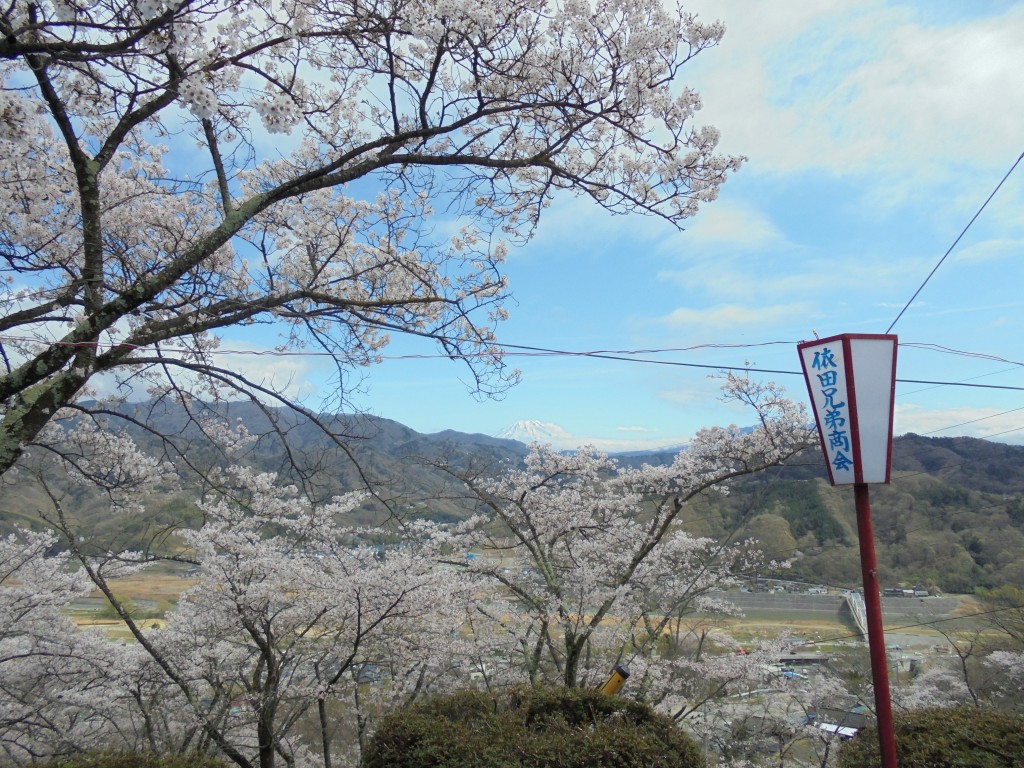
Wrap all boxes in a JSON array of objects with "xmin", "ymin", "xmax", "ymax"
[{"xmin": 236, "ymin": 0, "xmax": 1024, "ymax": 451}]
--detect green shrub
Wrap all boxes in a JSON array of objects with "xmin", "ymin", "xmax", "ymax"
[
  {"xmin": 364, "ymin": 686, "xmax": 706, "ymax": 768},
  {"xmin": 837, "ymin": 706, "xmax": 1024, "ymax": 768},
  {"xmin": 39, "ymin": 750, "xmax": 230, "ymax": 768}
]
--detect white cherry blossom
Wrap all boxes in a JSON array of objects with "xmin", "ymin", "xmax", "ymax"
[{"xmin": 1, "ymin": 0, "xmax": 741, "ymax": 479}]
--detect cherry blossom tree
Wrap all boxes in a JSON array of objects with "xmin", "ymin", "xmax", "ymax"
[
  {"xmin": 444, "ymin": 375, "xmax": 813, "ymax": 691},
  {"xmin": 0, "ymin": 0, "xmax": 741, "ymax": 479},
  {"xmin": 896, "ymin": 632, "xmax": 1024, "ymax": 714},
  {"xmin": 977, "ymin": 585, "xmax": 1024, "ymax": 648},
  {"xmin": 0, "ymin": 528, "xmax": 134, "ymax": 762},
  {"xmin": 980, "ymin": 650, "xmax": 1024, "ymax": 712},
  {"xmin": 678, "ymin": 668, "xmax": 844, "ymax": 768}
]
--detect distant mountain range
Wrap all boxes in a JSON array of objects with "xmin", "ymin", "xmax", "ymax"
[{"xmin": 3, "ymin": 400, "xmax": 1024, "ymax": 593}]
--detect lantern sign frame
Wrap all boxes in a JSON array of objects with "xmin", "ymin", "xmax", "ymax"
[{"xmin": 797, "ymin": 333, "xmax": 898, "ymax": 486}]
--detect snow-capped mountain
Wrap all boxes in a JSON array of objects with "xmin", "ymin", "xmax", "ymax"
[
  {"xmin": 497, "ymin": 420, "xmax": 688, "ymax": 455},
  {"xmin": 498, "ymin": 419, "xmax": 574, "ymax": 447}
]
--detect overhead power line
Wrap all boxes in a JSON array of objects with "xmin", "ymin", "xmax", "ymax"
[
  {"xmin": 886, "ymin": 150, "xmax": 1024, "ymax": 334},
  {"xmin": 807, "ymin": 603, "xmax": 1024, "ymax": 648},
  {"xmin": 3, "ymin": 334, "xmax": 1024, "ymax": 393},
  {"xmin": 921, "ymin": 406, "xmax": 1024, "ymax": 436}
]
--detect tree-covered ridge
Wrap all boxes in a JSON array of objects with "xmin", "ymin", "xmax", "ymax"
[
  {"xmin": 2, "ymin": 396, "xmax": 1023, "ymax": 594},
  {"xmin": 712, "ymin": 435, "xmax": 1024, "ymax": 593}
]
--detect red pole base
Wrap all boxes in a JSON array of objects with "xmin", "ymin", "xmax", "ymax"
[{"xmin": 854, "ymin": 483, "xmax": 899, "ymax": 768}]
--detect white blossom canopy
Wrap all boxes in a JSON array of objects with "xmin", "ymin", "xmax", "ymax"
[{"xmin": 0, "ymin": 0, "xmax": 742, "ymax": 477}]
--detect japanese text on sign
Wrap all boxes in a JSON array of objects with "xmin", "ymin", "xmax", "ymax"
[
  {"xmin": 798, "ymin": 338, "xmax": 856, "ymax": 484},
  {"xmin": 811, "ymin": 347, "xmax": 853, "ymax": 474}
]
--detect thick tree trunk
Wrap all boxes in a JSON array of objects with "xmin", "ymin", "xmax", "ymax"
[
  {"xmin": 318, "ymin": 698, "xmax": 332, "ymax": 768},
  {"xmin": 258, "ymin": 714, "xmax": 276, "ymax": 768},
  {"xmin": 563, "ymin": 635, "xmax": 584, "ymax": 688}
]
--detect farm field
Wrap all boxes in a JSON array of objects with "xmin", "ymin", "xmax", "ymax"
[
  {"xmin": 72, "ymin": 571, "xmax": 979, "ymax": 651},
  {"xmin": 71, "ymin": 570, "xmax": 198, "ymax": 638}
]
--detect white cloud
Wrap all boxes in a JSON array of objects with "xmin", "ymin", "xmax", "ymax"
[
  {"xmin": 73, "ymin": 345, "xmax": 323, "ymax": 406},
  {"xmin": 212, "ymin": 344, "xmax": 325, "ymax": 403},
  {"xmin": 647, "ymin": 246, "xmax": 902, "ymax": 339},
  {"xmin": 889, "ymin": 301, "xmax": 1024, "ymax": 323},
  {"xmin": 527, "ymin": 193, "xmax": 674, "ymax": 258},
  {"xmin": 656, "ymin": 388, "xmax": 709, "ymax": 408},
  {"xmin": 500, "ymin": 417, "xmax": 688, "ymax": 452},
  {"xmin": 830, "ymin": 10, "xmax": 1024, "ymax": 170},
  {"xmin": 554, "ymin": 429, "xmax": 691, "ymax": 453},
  {"xmin": 656, "ymin": 259, "xmax": 805, "ymax": 304},
  {"xmin": 661, "ymin": 302, "xmax": 812, "ymax": 333},
  {"xmin": 895, "ymin": 403, "xmax": 1024, "ymax": 444},
  {"xmin": 684, "ymin": 1, "xmax": 1024, "ymax": 178},
  {"xmin": 952, "ymin": 238, "xmax": 1024, "ymax": 264},
  {"xmin": 679, "ymin": 200, "xmax": 788, "ymax": 250}
]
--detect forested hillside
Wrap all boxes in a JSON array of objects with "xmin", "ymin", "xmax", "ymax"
[{"xmin": 711, "ymin": 434, "xmax": 1024, "ymax": 593}]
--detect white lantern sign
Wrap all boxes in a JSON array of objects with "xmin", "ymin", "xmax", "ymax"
[{"xmin": 797, "ymin": 334, "xmax": 897, "ymax": 485}]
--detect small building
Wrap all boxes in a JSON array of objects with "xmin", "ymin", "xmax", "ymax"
[
  {"xmin": 777, "ymin": 653, "xmax": 831, "ymax": 666},
  {"xmin": 813, "ymin": 706, "xmax": 870, "ymax": 731},
  {"xmin": 815, "ymin": 722, "xmax": 858, "ymax": 740}
]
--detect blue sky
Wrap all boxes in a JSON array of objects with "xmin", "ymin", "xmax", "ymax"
[{"xmin": 233, "ymin": 0, "xmax": 1024, "ymax": 451}]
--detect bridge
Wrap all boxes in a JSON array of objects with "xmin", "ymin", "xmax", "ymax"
[{"xmin": 843, "ymin": 590, "xmax": 868, "ymax": 639}]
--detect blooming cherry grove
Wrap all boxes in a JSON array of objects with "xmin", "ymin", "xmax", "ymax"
[
  {"xmin": 0, "ymin": 375, "xmax": 820, "ymax": 767},
  {"xmin": 31, "ymin": 466, "xmax": 474, "ymax": 768},
  {"xmin": 9, "ymin": 375, "xmax": 1024, "ymax": 766},
  {"xmin": 0, "ymin": 0, "xmax": 742, "ymax": 479}
]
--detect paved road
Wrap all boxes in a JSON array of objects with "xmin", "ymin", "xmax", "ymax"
[{"xmin": 703, "ymin": 592, "xmax": 966, "ymax": 624}]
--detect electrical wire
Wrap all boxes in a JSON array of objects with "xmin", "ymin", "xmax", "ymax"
[
  {"xmin": 920, "ymin": 406, "xmax": 1024, "ymax": 436},
  {"xmin": 3, "ymin": 333, "xmax": 1024, "ymax": 394},
  {"xmin": 886, "ymin": 151, "xmax": 1024, "ymax": 334},
  {"xmin": 898, "ymin": 343, "xmax": 1024, "ymax": 368},
  {"xmin": 900, "ymin": 366, "xmax": 1021, "ymax": 397},
  {"xmin": 806, "ymin": 603, "xmax": 1024, "ymax": 648},
  {"xmin": 4, "ymin": 333, "xmax": 1024, "ymax": 443},
  {"xmin": 6, "ymin": 155, "xmax": 1024, "ymax": 451}
]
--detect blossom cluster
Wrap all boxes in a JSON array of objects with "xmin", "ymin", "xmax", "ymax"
[
  {"xmin": 255, "ymin": 90, "xmax": 300, "ymax": 134},
  {"xmin": 177, "ymin": 78, "xmax": 218, "ymax": 120},
  {"xmin": 0, "ymin": 0, "xmax": 746, "ymax": 480}
]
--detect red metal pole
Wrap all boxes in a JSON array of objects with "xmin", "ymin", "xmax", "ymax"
[{"xmin": 854, "ymin": 482, "xmax": 899, "ymax": 768}]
